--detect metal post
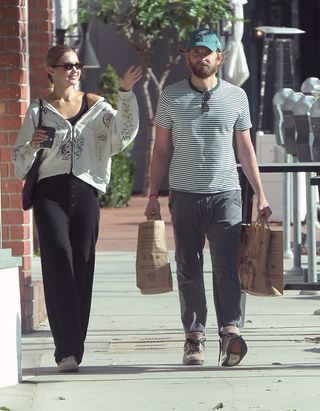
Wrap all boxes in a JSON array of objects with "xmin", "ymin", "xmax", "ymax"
[
  {"xmin": 283, "ymin": 153, "xmax": 293, "ymax": 258},
  {"xmin": 291, "ymin": 156, "xmax": 303, "ymax": 275},
  {"xmin": 305, "ymin": 172, "xmax": 318, "ymax": 283}
]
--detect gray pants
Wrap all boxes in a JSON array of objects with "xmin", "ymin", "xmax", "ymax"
[{"xmin": 168, "ymin": 190, "xmax": 242, "ymax": 335}]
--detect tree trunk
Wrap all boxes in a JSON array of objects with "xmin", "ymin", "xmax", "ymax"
[
  {"xmin": 140, "ymin": 73, "xmax": 161, "ymax": 195},
  {"xmin": 142, "ymin": 121, "xmax": 156, "ymax": 195}
]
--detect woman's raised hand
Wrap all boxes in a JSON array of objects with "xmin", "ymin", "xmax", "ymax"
[{"xmin": 119, "ymin": 65, "xmax": 143, "ymax": 91}]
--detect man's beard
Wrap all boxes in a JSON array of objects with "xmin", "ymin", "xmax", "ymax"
[{"xmin": 188, "ymin": 59, "xmax": 218, "ymax": 79}]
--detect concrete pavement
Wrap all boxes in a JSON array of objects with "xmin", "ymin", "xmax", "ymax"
[{"xmin": 1, "ymin": 249, "xmax": 320, "ymax": 411}]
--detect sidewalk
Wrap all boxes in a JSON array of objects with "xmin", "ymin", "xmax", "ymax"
[{"xmin": 1, "ymin": 196, "xmax": 320, "ymax": 411}]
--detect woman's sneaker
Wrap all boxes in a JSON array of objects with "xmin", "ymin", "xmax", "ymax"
[
  {"xmin": 58, "ymin": 355, "xmax": 79, "ymax": 373},
  {"xmin": 183, "ymin": 331, "xmax": 206, "ymax": 365},
  {"xmin": 219, "ymin": 333, "xmax": 247, "ymax": 367}
]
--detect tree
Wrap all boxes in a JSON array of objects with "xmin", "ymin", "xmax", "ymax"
[{"xmin": 78, "ymin": 0, "xmax": 234, "ymax": 194}]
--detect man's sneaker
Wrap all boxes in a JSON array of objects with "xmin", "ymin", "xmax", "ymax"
[
  {"xmin": 219, "ymin": 333, "xmax": 247, "ymax": 367},
  {"xmin": 58, "ymin": 355, "xmax": 79, "ymax": 373},
  {"xmin": 183, "ymin": 331, "xmax": 205, "ymax": 365}
]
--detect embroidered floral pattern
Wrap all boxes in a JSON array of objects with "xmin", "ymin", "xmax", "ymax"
[
  {"xmin": 120, "ymin": 101, "xmax": 135, "ymax": 140},
  {"xmin": 73, "ymin": 134, "xmax": 85, "ymax": 159},
  {"xmin": 58, "ymin": 132, "xmax": 72, "ymax": 160},
  {"xmin": 102, "ymin": 112, "xmax": 113, "ymax": 129}
]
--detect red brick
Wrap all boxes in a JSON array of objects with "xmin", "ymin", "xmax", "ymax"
[
  {"xmin": 1, "ymin": 178, "xmax": 23, "ymax": 194},
  {"xmin": 0, "ymin": 21, "xmax": 21, "ymax": 36},
  {"xmin": 0, "ymin": 84, "xmax": 21, "ymax": 99},
  {"xmin": 0, "ymin": 37, "xmax": 7, "ymax": 51},
  {"xmin": 1, "ymin": 162, "xmax": 9, "ymax": 177},
  {"xmin": 8, "ymin": 132, "xmax": 20, "ymax": 146},
  {"xmin": 9, "ymin": 163, "xmax": 16, "ymax": 177},
  {"xmin": 29, "ymin": 41, "xmax": 53, "ymax": 55},
  {"xmin": 21, "ymin": 84, "xmax": 28, "ymax": 99},
  {"xmin": 1, "ymin": 1, "xmax": 21, "ymax": 6},
  {"xmin": 10, "ymin": 225, "xmax": 30, "ymax": 240},
  {"xmin": 0, "ymin": 116, "xmax": 23, "ymax": 130},
  {"xmin": 6, "ymin": 37, "xmax": 26, "ymax": 52},
  {"xmin": 6, "ymin": 68, "xmax": 27, "ymax": 84},
  {"xmin": 0, "ymin": 54, "xmax": 21, "ymax": 69},
  {"xmin": 29, "ymin": 57, "xmax": 46, "ymax": 70},
  {"xmin": 2, "ymin": 209, "xmax": 25, "ymax": 226},
  {"xmin": 10, "ymin": 193, "xmax": 24, "ymax": 209},
  {"xmin": 4, "ymin": 6, "xmax": 22, "ymax": 21},
  {"xmin": 0, "ymin": 53, "xmax": 23, "ymax": 69},
  {"xmin": 1, "ymin": 148, "xmax": 14, "ymax": 163},
  {"xmin": 3, "ymin": 240, "xmax": 31, "ymax": 256},
  {"xmin": 20, "ymin": 284, "xmax": 33, "ymax": 302},
  {"xmin": 0, "ymin": 132, "xmax": 9, "ymax": 145},
  {"xmin": 22, "ymin": 255, "xmax": 32, "ymax": 271},
  {"xmin": 20, "ymin": 270, "xmax": 32, "ymax": 286},
  {"xmin": 0, "ymin": 101, "xmax": 6, "ymax": 114},
  {"xmin": 0, "ymin": 69, "xmax": 5, "ymax": 82},
  {"xmin": 1, "ymin": 224, "xmax": 9, "ymax": 239},
  {"xmin": 7, "ymin": 100, "xmax": 28, "ymax": 114}
]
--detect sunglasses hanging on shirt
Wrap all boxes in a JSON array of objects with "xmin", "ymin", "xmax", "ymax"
[
  {"xmin": 201, "ymin": 91, "xmax": 211, "ymax": 113},
  {"xmin": 188, "ymin": 77, "xmax": 220, "ymax": 114}
]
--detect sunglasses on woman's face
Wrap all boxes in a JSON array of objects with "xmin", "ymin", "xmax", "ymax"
[{"xmin": 52, "ymin": 62, "xmax": 84, "ymax": 71}]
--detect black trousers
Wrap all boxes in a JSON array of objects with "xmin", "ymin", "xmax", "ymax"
[{"xmin": 34, "ymin": 174, "xmax": 100, "ymax": 364}]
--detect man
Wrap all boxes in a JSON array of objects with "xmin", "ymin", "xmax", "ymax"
[{"xmin": 144, "ymin": 28, "xmax": 272, "ymax": 367}]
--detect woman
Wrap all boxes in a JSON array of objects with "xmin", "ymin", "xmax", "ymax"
[{"xmin": 12, "ymin": 45, "xmax": 142, "ymax": 372}]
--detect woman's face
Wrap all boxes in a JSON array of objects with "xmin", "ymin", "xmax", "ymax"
[{"xmin": 47, "ymin": 51, "xmax": 83, "ymax": 86}]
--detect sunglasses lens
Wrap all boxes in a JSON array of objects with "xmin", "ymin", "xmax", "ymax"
[
  {"xmin": 63, "ymin": 62, "xmax": 84, "ymax": 70},
  {"xmin": 202, "ymin": 102, "xmax": 209, "ymax": 113}
]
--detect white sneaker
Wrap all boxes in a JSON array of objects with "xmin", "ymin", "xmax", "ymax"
[
  {"xmin": 58, "ymin": 355, "xmax": 79, "ymax": 373},
  {"xmin": 183, "ymin": 332, "xmax": 205, "ymax": 365}
]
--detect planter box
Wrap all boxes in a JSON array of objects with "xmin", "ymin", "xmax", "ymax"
[{"xmin": 0, "ymin": 249, "xmax": 22, "ymax": 388}]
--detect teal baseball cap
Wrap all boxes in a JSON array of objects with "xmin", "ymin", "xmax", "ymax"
[{"xmin": 187, "ymin": 28, "xmax": 222, "ymax": 51}]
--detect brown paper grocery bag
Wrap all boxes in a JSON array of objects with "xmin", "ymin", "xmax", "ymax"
[
  {"xmin": 136, "ymin": 220, "xmax": 173, "ymax": 294},
  {"xmin": 265, "ymin": 229, "xmax": 283, "ymax": 295},
  {"xmin": 237, "ymin": 221, "xmax": 283, "ymax": 296}
]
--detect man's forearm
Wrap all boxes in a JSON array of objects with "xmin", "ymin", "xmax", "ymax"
[{"xmin": 149, "ymin": 150, "xmax": 170, "ymax": 195}]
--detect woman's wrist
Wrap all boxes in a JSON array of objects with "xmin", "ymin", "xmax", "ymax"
[{"xmin": 148, "ymin": 193, "xmax": 159, "ymax": 200}]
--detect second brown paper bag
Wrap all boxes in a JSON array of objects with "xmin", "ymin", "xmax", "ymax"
[
  {"xmin": 237, "ymin": 221, "xmax": 283, "ymax": 296},
  {"xmin": 136, "ymin": 220, "xmax": 173, "ymax": 294}
]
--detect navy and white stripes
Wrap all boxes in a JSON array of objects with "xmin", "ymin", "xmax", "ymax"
[{"xmin": 154, "ymin": 78, "xmax": 252, "ymax": 193}]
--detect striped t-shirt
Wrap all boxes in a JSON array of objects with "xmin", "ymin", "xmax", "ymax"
[{"xmin": 154, "ymin": 78, "xmax": 252, "ymax": 193}]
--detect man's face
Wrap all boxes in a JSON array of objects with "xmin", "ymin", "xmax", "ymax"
[{"xmin": 188, "ymin": 46, "xmax": 222, "ymax": 79}]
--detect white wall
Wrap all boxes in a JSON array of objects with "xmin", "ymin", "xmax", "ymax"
[{"xmin": 0, "ymin": 266, "xmax": 22, "ymax": 388}]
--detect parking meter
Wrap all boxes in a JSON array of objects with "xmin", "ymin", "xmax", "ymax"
[
  {"xmin": 273, "ymin": 88, "xmax": 294, "ymax": 146},
  {"xmin": 293, "ymin": 95, "xmax": 316, "ymax": 162},
  {"xmin": 310, "ymin": 100, "xmax": 320, "ymax": 162},
  {"xmin": 282, "ymin": 92, "xmax": 304, "ymax": 156},
  {"xmin": 301, "ymin": 77, "xmax": 320, "ymax": 95}
]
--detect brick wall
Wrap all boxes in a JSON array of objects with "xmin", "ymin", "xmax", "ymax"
[
  {"xmin": 29, "ymin": 0, "xmax": 54, "ymax": 100},
  {"xmin": 0, "ymin": 0, "xmax": 53, "ymax": 332}
]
